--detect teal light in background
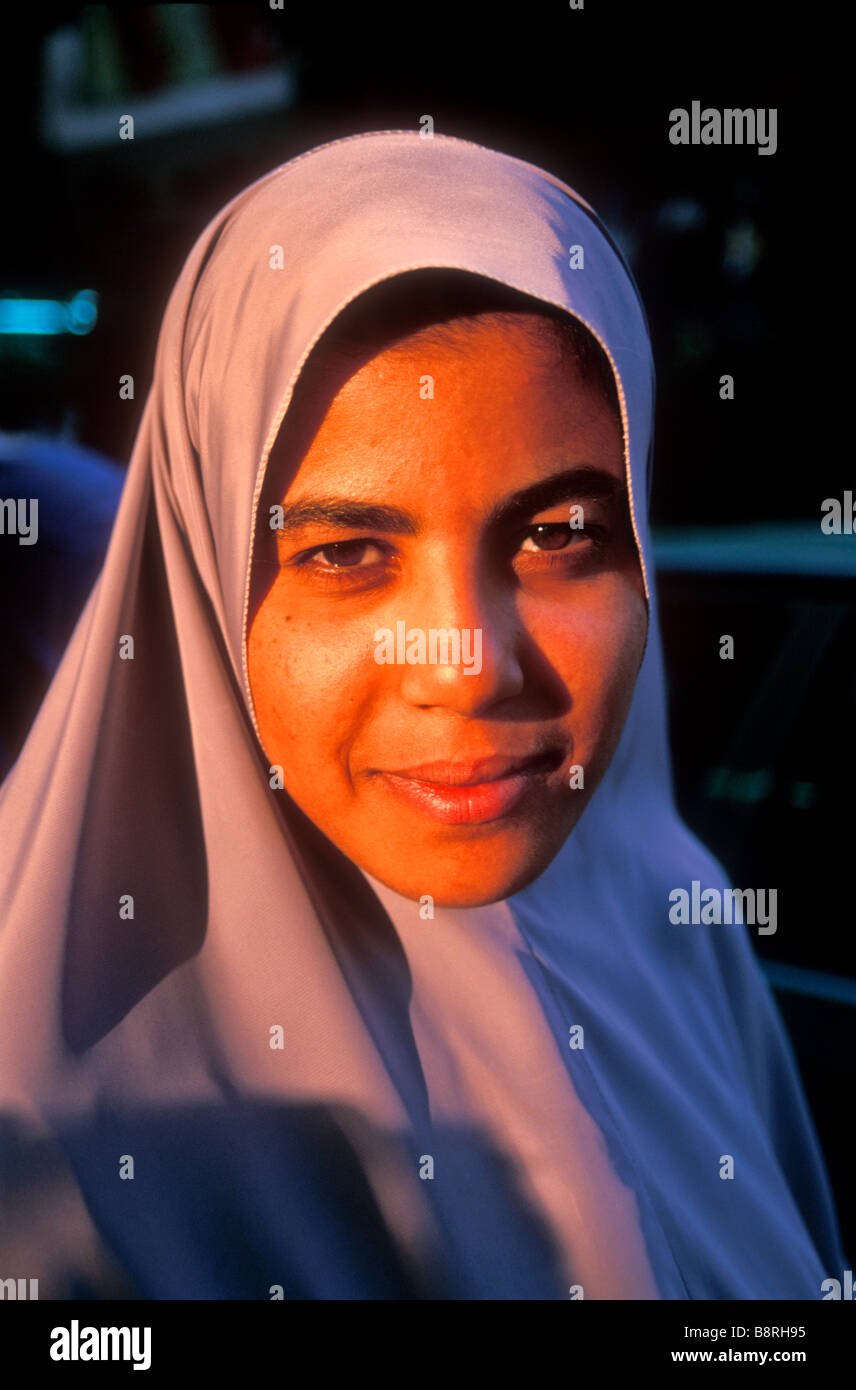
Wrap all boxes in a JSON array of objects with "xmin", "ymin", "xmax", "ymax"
[
  {"xmin": 0, "ymin": 290, "xmax": 98, "ymax": 335},
  {"xmin": 65, "ymin": 290, "xmax": 98, "ymax": 334},
  {"xmin": 704, "ymin": 766, "xmax": 774, "ymax": 805}
]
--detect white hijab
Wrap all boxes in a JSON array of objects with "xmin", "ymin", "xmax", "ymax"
[{"xmin": 0, "ymin": 131, "xmax": 844, "ymax": 1299}]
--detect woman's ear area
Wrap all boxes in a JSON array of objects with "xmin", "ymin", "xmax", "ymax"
[
  {"xmin": 247, "ymin": 454, "xmax": 284, "ymax": 634},
  {"xmin": 246, "ymin": 355, "xmax": 334, "ymax": 634}
]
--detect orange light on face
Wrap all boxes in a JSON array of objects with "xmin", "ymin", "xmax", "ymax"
[{"xmin": 248, "ymin": 314, "xmax": 647, "ymax": 907}]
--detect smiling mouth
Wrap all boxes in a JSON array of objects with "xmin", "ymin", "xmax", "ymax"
[{"xmin": 371, "ymin": 750, "xmax": 564, "ymax": 825}]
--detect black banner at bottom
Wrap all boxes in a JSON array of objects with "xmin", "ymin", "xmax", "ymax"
[{"xmin": 1, "ymin": 1297, "xmax": 852, "ymax": 1377}]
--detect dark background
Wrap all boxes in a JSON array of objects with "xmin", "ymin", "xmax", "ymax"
[{"xmin": 1, "ymin": 3, "xmax": 852, "ymax": 1263}]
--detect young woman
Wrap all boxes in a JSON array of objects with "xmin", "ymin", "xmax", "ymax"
[{"xmin": 0, "ymin": 131, "xmax": 844, "ymax": 1299}]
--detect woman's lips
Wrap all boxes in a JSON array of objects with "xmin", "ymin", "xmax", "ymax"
[{"xmin": 373, "ymin": 752, "xmax": 561, "ymax": 826}]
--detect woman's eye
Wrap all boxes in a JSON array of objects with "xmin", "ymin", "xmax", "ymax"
[
  {"xmin": 307, "ymin": 539, "xmax": 384, "ymax": 568},
  {"xmin": 519, "ymin": 523, "xmax": 586, "ymax": 553}
]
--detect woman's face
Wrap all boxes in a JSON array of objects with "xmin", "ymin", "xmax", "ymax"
[{"xmin": 248, "ymin": 313, "xmax": 647, "ymax": 907}]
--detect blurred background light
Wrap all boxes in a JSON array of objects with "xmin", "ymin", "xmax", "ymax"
[
  {"xmin": 0, "ymin": 290, "xmax": 98, "ymax": 335},
  {"xmin": 723, "ymin": 219, "xmax": 762, "ymax": 278}
]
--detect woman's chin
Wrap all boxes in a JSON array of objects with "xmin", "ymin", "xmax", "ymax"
[{"xmin": 357, "ymin": 833, "xmax": 565, "ymax": 909}]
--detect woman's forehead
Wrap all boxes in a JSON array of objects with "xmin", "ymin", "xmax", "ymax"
[{"xmin": 265, "ymin": 328, "xmax": 625, "ymax": 513}]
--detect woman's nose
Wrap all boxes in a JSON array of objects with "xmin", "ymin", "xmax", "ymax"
[{"xmin": 391, "ymin": 565, "xmax": 525, "ymax": 714}]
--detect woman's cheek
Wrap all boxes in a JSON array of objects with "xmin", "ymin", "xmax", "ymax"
[
  {"xmin": 531, "ymin": 581, "xmax": 646, "ymax": 730},
  {"xmin": 584, "ymin": 588, "xmax": 649, "ymax": 758},
  {"xmin": 258, "ymin": 615, "xmax": 376, "ymax": 764}
]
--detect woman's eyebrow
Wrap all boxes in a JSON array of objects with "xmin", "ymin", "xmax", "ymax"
[
  {"xmin": 489, "ymin": 467, "xmax": 625, "ymax": 528},
  {"xmin": 272, "ymin": 467, "xmax": 623, "ymax": 537},
  {"xmin": 273, "ymin": 500, "xmax": 419, "ymax": 536}
]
